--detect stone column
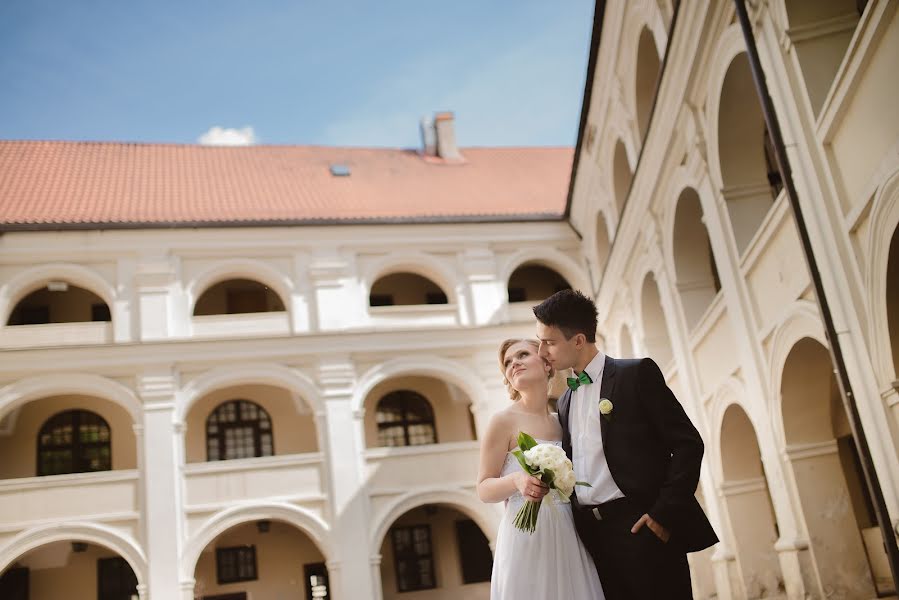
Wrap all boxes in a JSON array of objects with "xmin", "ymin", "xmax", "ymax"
[
  {"xmin": 369, "ymin": 554, "xmax": 384, "ymax": 600},
  {"xmin": 461, "ymin": 247, "xmax": 505, "ymax": 326},
  {"xmin": 309, "ymin": 250, "xmax": 367, "ymax": 331},
  {"xmin": 710, "ymin": 544, "xmax": 741, "ymax": 600},
  {"xmin": 317, "ymin": 355, "xmax": 376, "ymax": 599},
  {"xmin": 773, "ymin": 537, "xmax": 810, "ymax": 600},
  {"xmin": 291, "ymin": 251, "xmax": 315, "ymax": 334},
  {"xmin": 114, "ymin": 258, "xmax": 136, "ymax": 343},
  {"xmin": 137, "ymin": 369, "xmax": 186, "ymax": 599},
  {"xmin": 134, "ymin": 255, "xmax": 179, "ymax": 341}
]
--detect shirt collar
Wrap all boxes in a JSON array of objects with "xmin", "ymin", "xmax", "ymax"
[{"xmin": 581, "ymin": 349, "xmax": 606, "ymax": 383}]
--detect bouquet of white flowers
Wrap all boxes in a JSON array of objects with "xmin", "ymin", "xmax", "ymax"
[{"xmin": 510, "ymin": 431, "xmax": 590, "ymax": 534}]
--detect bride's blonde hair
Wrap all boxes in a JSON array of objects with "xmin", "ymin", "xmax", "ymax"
[{"xmin": 498, "ymin": 338, "xmax": 555, "ymax": 401}]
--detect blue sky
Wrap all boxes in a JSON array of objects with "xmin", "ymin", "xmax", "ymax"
[{"xmin": 0, "ymin": 1, "xmax": 594, "ymax": 148}]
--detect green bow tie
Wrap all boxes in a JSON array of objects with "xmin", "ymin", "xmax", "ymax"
[{"xmin": 567, "ymin": 371, "xmax": 593, "ymax": 391}]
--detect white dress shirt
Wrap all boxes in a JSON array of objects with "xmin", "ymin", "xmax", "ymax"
[{"xmin": 570, "ymin": 350, "xmax": 625, "ymax": 505}]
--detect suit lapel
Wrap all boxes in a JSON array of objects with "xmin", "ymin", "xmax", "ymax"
[
  {"xmin": 598, "ymin": 355, "xmax": 617, "ymax": 449},
  {"xmin": 559, "ymin": 388, "xmax": 573, "ymax": 460}
]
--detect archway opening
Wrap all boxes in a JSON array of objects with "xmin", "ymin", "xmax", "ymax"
[
  {"xmin": 887, "ymin": 224, "xmax": 899, "ymax": 380},
  {"xmin": 781, "ymin": 338, "xmax": 878, "ymax": 596},
  {"xmin": 364, "ymin": 376, "xmax": 476, "ymax": 449},
  {"xmin": 635, "ymin": 27, "xmax": 661, "ymax": 141},
  {"xmin": 507, "ymin": 264, "xmax": 571, "ymax": 304},
  {"xmin": 185, "ymin": 384, "xmax": 318, "ymax": 464},
  {"xmin": 0, "ymin": 540, "xmax": 138, "ymax": 599},
  {"xmin": 673, "ymin": 188, "xmax": 721, "ymax": 330},
  {"xmin": 378, "ymin": 504, "xmax": 492, "ymax": 599},
  {"xmin": 612, "ymin": 140, "xmax": 633, "ymax": 215},
  {"xmin": 640, "ymin": 273, "xmax": 674, "ymax": 368},
  {"xmin": 7, "ymin": 283, "xmax": 110, "ymax": 326},
  {"xmin": 719, "ymin": 404, "xmax": 782, "ymax": 597},
  {"xmin": 194, "ymin": 279, "xmax": 285, "ymax": 316},
  {"xmin": 191, "ymin": 519, "xmax": 327, "ymax": 600},
  {"xmin": 0, "ymin": 395, "xmax": 136, "ymax": 480},
  {"xmin": 718, "ymin": 52, "xmax": 776, "ymax": 254},
  {"xmin": 595, "ymin": 212, "xmax": 612, "ymax": 278},
  {"xmin": 370, "ymin": 273, "xmax": 449, "ymax": 307}
]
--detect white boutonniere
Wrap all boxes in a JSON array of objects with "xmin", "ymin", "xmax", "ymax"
[{"xmin": 598, "ymin": 398, "xmax": 613, "ymax": 421}]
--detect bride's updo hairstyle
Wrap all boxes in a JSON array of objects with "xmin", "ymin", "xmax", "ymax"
[{"xmin": 498, "ymin": 338, "xmax": 555, "ymax": 401}]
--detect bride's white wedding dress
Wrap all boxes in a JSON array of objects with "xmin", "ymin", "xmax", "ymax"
[{"xmin": 490, "ymin": 440, "xmax": 605, "ymax": 599}]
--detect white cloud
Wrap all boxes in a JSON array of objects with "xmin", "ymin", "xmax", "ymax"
[{"xmin": 198, "ymin": 126, "xmax": 258, "ymax": 146}]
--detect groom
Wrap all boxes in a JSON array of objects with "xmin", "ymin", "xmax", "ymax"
[{"xmin": 534, "ymin": 290, "xmax": 717, "ymax": 599}]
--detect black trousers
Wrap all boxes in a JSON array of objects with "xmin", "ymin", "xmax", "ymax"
[{"xmin": 573, "ymin": 498, "xmax": 693, "ymax": 600}]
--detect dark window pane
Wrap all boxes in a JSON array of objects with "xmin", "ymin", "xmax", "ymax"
[
  {"xmin": 375, "ymin": 391, "xmax": 437, "ymax": 447},
  {"xmin": 216, "ymin": 546, "xmax": 257, "ymax": 584},
  {"xmin": 37, "ymin": 410, "xmax": 111, "ymax": 476},
  {"xmin": 206, "ymin": 400, "xmax": 274, "ymax": 462},
  {"xmin": 456, "ymin": 519, "xmax": 493, "ymax": 583},
  {"xmin": 97, "ymin": 557, "xmax": 137, "ymax": 600},
  {"xmin": 391, "ymin": 525, "xmax": 436, "ymax": 592},
  {"xmin": 425, "ymin": 292, "xmax": 448, "ymax": 305}
]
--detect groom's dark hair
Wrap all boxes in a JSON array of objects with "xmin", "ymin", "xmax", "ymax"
[{"xmin": 533, "ymin": 289, "xmax": 598, "ymax": 343}]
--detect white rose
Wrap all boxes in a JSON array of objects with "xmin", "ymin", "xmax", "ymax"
[{"xmin": 598, "ymin": 398, "xmax": 614, "ymax": 416}]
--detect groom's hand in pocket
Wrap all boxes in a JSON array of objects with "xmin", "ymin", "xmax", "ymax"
[{"xmin": 631, "ymin": 513, "xmax": 670, "ymax": 543}]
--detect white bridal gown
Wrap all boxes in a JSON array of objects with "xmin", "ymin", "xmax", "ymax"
[{"xmin": 490, "ymin": 440, "xmax": 605, "ymax": 599}]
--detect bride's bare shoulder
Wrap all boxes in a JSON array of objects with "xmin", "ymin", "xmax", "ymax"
[
  {"xmin": 487, "ymin": 406, "xmax": 519, "ymax": 430},
  {"xmin": 485, "ymin": 407, "xmax": 527, "ymax": 448}
]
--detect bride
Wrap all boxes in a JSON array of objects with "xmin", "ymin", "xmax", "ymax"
[{"xmin": 477, "ymin": 338, "xmax": 605, "ymax": 598}]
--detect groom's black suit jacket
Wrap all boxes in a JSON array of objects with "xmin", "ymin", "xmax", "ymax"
[{"xmin": 559, "ymin": 355, "xmax": 718, "ymax": 553}]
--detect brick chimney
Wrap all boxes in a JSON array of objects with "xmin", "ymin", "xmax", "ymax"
[
  {"xmin": 420, "ymin": 116, "xmax": 437, "ymax": 157},
  {"xmin": 434, "ymin": 112, "xmax": 463, "ymax": 161}
]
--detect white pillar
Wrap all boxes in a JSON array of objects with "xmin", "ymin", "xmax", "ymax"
[
  {"xmin": 461, "ymin": 247, "xmax": 504, "ymax": 326},
  {"xmin": 114, "ymin": 258, "xmax": 136, "ymax": 343},
  {"xmin": 310, "ymin": 250, "xmax": 368, "ymax": 331},
  {"xmin": 317, "ymin": 356, "xmax": 377, "ymax": 599},
  {"xmin": 710, "ymin": 544, "xmax": 741, "ymax": 600},
  {"xmin": 369, "ymin": 554, "xmax": 384, "ymax": 600},
  {"xmin": 137, "ymin": 369, "xmax": 185, "ymax": 599},
  {"xmin": 292, "ymin": 251, "xmax": 315, "ymax": 333},
  {"xmin": 135, "ymin": 255, "xmax": 178, "ymax": 341}
]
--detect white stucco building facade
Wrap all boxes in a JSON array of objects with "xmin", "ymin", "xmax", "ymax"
[
  {"xmin": 3, "ymin": 0, "xmax": 899, "ymax": 598},
  {"xmin": 569, "ymin": 0, "xmax": 899, "ymax": 598},
  {"xmin": 0, "ymin": 135, "xmax": 588, "ymax": 598}
]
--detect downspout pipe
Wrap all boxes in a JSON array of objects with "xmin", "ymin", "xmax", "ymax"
[{"xmin": 733, "ymin": 0, "xmax": 899, "ymax": 589}]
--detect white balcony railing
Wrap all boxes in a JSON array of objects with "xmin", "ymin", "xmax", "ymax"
[
  {"xmin": 191, "ymin": 311, "xmax": 290, "ymax": 338},
  {"xmin": 507, "ymin": 301, "xmax": 535, "ymax": 322},
  {"xmin": 0, "ymin": 321, "xmax": 112, "ymax": 349},
  {"xmin": 184, "ymin": 453, "xmax": 326, "ymax": 510},
  {"xmin": 0, "ymin": 470, "xmax": 139, "ymax": 530},
  {"xmin": 368, "ymin": 303, "xmax": 459, "ymax": 328},
  {"xmin": 363, "ymin": 440, "xmax": 480, "ymax": 492}
]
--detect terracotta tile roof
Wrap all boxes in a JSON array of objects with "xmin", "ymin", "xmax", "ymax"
[{"xmin": 0, "ymin": 141, "xmax": 572, "ymax": 229}]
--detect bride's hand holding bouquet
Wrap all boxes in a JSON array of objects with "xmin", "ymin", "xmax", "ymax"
[{"xmin": 510, "ymin": 431, "xmax": 591, "ymax": 533}]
